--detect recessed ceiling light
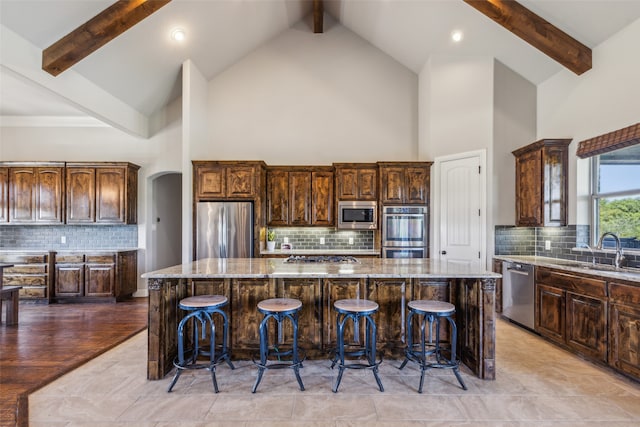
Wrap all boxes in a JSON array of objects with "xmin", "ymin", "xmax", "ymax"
[
  {"xmin": 451, "ymin": 30, "xmax": 464, "ymax": 43},
  {"xmin": 171, "ymin": 28, "xmax": 185, "ymax": 42}
]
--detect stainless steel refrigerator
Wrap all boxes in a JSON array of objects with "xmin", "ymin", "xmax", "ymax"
[{"xmin": 196, "ymin": 202, "xmax": 253, "ymax": 259}]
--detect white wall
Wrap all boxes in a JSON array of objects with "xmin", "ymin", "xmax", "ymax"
[
  {"xmin": 538, "ymin": 18, "xmax": 640, "ymax": 225},
  {"xmin": 200, "ymin": 21, "xmax": 418, "ymax": 164}
]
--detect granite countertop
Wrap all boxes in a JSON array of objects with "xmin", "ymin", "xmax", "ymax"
[
  {"xmin": 259, "ymin": 248, "xmax": 381, "ymax": 256},
  {"xmin": 142, "ymin": 257, "xmax": 501, "ymax": 279},
  {"xmin": 494, "ymin": 255, "xmax": 640, "ymax": 283}
]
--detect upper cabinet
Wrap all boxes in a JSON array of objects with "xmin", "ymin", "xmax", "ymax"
[
  {"xmin": 512, "ymin": 139, "xmax": 571, "ymax": 227},
  {"xmin": 2, "ymin": 163, "xmax": 65, "ymax": 224},
  {"xmin": 378, "ymin": 162, "xmax": 432, "ymax": 205},
  {"xmin": 193, "ymin": 161, "xmax": 265, "ymax": 200},
  {"xmin": 334, "ymin": 163, "xmax": 378, "ymax": 201},
  {"xmin": 267, "ymin": 166, "xmax": 334, "ymax": 227},
  {"xmin": 66, "ymin": 162, "xmax": 139, "ymax": 224}
]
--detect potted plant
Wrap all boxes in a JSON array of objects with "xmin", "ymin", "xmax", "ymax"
[{"xmin": 266, "ymin": 229, "xmax": 276, "ymax": 251}]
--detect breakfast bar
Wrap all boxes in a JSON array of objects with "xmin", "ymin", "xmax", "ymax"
[{"xmin": 143, "ymin": 258, "xmax": 500, "ymax": 381}]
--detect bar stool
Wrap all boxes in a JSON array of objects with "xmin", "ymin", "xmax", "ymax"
[
  {"xmin": 399, "ymin": 300, "xmax": 467, "ymax": 393},
  {"xmin": 330, "ymin": 298, "xmax": 384, "ymax": 393},
  {"xmin": 252, "ymin": 298, "xmax": 305, "ymax": 393},
  {"xmin": 167, "ymin": 295, "xmax": 234, "ymax": 393}
]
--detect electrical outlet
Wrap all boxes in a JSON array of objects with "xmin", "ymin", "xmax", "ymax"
[
  {"xmin": 283, "ymin": 237, "xmax": 289, "ymax": 244},
  {"xmin": 320, "ymin": 237, "xmax": 325, "ymax": 245},
  {"xmin": 348, "ymin": 237, "xmax": 354, "ymax": 245},
  {"xmin": 545, "ymin": 240, "xmax": 551, "ymax": 250},
  {"xmin": 61, "ymin": 236, "xmax": 66, "ymax": 244}
]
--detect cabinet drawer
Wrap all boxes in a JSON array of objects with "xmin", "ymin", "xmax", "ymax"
[
  {"xmin": 56, "ymin": 254, "xmax": 85, "ymax": 263},
  {"xmin": 19, "ymin": 286, "xmax": 47, "ymax": 299},
  {"xmin": 609, "ymin": 282, "xmax": 640, "ymax": 306},
  {"xmin": 0, "ymin": 254, "xmax": 48, "ymax": 263},
  {"xmin": 5, "ymin": 264, "xmax": 47, "ymax": 274},
  {"xmin": 4, "ymin": 275, "xmax": 47, "ymax": 286},
  {"xmin": 536, "ymin": 267, "xmax": 606, "ymax": 298},
  {"xmin": 86, "ymin": 254, "xmax": 116, "ymax": 264}
]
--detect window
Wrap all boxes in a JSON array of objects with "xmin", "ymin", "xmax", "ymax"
[{"xmin": 591, "ymin": 144, "xmax": 640, "ymax": 250}]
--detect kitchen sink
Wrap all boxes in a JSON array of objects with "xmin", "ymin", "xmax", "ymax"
[{"xmin": 548, "ymin": 260, "xmax": 640, "ymax": 275}]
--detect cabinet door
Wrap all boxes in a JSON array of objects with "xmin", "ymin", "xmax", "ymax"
[
  {"xmin": 35, "ymin": 167, "xmax": 63, "ymax": 223},
  {"xmin": 542, "ymin": 146, "xmax": 567, "ymax": 226},
  {"xmin": 380, "ymin": 167, "xmax": 404, "ymax": 204},
  {"xmin": 411, "ymin": 279, "xmax": 452, "ymax": 342},
  {"xmin": 311, "ymin": 171, "xmax": 333, "ymax": 226},
  {"xmin": 609, "ymin": 302, "xmax": 640, "ymax": 379},
  {"xmin": 278, "ymin": 278, "xmax": 322, "ymax": 352},
  {"xmin": 289, "ymin": 171, "xmax": 311, "ymax": 225},
  {"xmin": 226, "ymin": 166, "xmax": 255, "ymax": 198},
  {"xmin": 358, "ymin": 168, "xmax": 378, "ymax": 200},
  {"xmin": 231, "ymin": 278, "xmax": 276, "ymax": 351},
  {"xmin": 55, "ymin": 264, "xmax": 84, "ymax": 297},
  {"xmin": 66, "ymin": 168, "xmax": 96, "ymax": 223},
  {"xmin": 85, "ymin": 263, "xmax": 115, "ymax": 297},
  {"xmin": 336, "ymin": 168, "xmax": 358, "ymax": 200},
  {"xmin": 0, "ymin": 167, "xmax": 8, "ymax": 223},
  {"xmin": 367, "ymin": 278, "xmax": 410, "ymax": 351},
  {"xmin": 267, "ymin": 170, "xmax": 289, "ymax": 225},
  {"xmin": 566, "ymin": 292, "xmax": 607, "ymax": 362},
  {"xmin": 405, "ymin": 166, "xmax": 429, "ymax": 205},
  {"xmin": 322, "ymin": 278, "xmax": 366, "ymax": 351},
  {"xmin": 515, "ymin": 149, "xmax": 542, "ymax": 226},
  {"xmin": 116, "ymin": 251, "xmax": 138, "ymax": 299},
  {"xmin": 535, "ymin": 283, "xmax": 565, "ymax": 344},
  {"xmin": 195, "ymin": 165, "xmax": 225, "ymax": 199},
  {"xmin": 96, "ymin": 168, "xmax": 126, "ymax": 223},
  {"xmin": 9, "ymin": 167, "xmax": 36, "ymax": 222}
]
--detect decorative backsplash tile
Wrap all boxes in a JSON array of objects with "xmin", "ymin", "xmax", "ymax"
[
  {"xmin": 0, "ymin": 225, "xmax": 138, "ymax": 250},
  {"xmin": 495, "ymin": 224, "xmax": 639, "ymax": 268},
  {"xmin": 267, "ymin": 227, "xmax": 374, "ymax": 250}
]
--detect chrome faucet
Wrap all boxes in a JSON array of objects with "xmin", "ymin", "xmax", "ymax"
[
  {"xmin": 596, "ymin": 232, "xmax": 626, "ymax": 268},
  {"xmin": 580, "ymin": 244, "xmax": 596, "ymax": 265}
]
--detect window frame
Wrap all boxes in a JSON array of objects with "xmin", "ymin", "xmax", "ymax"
[{"xmin": 590, "ymin": 156, "xmax": 640, "ymax": 251}]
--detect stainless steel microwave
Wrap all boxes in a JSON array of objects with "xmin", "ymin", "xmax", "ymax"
[{"xmin": 337, "ymin": 201, "xmax": 377, "ymax": 229}]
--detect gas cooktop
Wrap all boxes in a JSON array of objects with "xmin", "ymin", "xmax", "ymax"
[{"xmin": 283, "ymin": 255, "xmax": 360, "ymax": 264}]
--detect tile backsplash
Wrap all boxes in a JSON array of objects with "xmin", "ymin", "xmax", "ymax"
[
  {"xmin": 495, "ymin": 224, "xmax": 639, "ymax": 268},
  {"xmin": 0, "ymin": 225, "xmax": 138, "ymax": 250},
  {"xmin": 268, "ymin": 227, "xmax": 374, "ymax": 250}
]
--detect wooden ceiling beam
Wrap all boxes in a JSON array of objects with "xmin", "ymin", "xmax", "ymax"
[
  {"xmin": 463, "ymin": 0, "xmax": 592, "ymax": 75},
  {"xmin": 313, "ymin": 0, "xmax": 324, "ymax": 34},
  {"xmin": 42, "ymin": 0, "xmax": 171, "ymax": 76}
]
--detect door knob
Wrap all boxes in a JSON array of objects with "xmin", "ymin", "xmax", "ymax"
[{"xmin": 441, "ymin": 250, "xmax": 447, "ymax": 255}]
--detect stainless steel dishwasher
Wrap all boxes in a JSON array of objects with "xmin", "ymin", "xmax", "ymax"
[{"xmin": 502, "ymin": 261, "xmax": 535, "ymax": 330}]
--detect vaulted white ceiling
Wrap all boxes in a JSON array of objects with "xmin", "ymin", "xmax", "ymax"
[{"xmin": 2, "ymin": 0, "xmax": 640, "ymax": 135}]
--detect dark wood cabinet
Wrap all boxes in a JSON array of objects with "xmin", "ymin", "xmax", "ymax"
[
  {"xmin": 535, "ymin": 267, "xmax": 607, "ymax": 361},
  {"xmin": 0, "ymin": 167, "xmax": 8, "ymax": 223},
  {"xmin": 492, "ymin": 259, "xmax": 503, "ymax": 313},
  {"xmin": 230, "ymin": 278, "xmax": 276, "ymax": 353},
  {"xmin": 334, "ymin": 163, "xmax": 378, "ymax": 201},
  {"xmin": 52, "ymin": 251, "xmax": 137, "ymax": 302},
  {"xmin": 6, "ymin": 164, "xmax": 64, "ymax": 224},
  {"xmin": 512, "ymin": 139, "xmax": 571, "ymax": 227},
  {"xmin": 267, "ymin": 166, "xmax": 334, "ymax": 227},
  {"xmin": 322, "ymin": 278, "xmax": 366, "ymax": 350},
  {"xmin": 0, "ymin": 252, "xmax": 53, "ymax": 302},
  {"xmin": 193, "ymin": 161, "xmax": 261, "ymax": 199},
  {"xmin": 277, "ymin": 278, "xmax": 322, "ymax": 354},
  {"xmin": 367, "ymin": 278, "xmax": 410, "ymax": 353},
  {"xmin": 608, "ymin": 281, "xmax": 640, "ymax": 379},
  {"xmin": 66, "ymin": 162, "xmax": 139, "ymax": 224},
  {"xmin": 378, "ymin": 162, "xmax": 431, "ymax": 205}
]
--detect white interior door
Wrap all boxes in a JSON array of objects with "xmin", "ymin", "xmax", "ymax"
[{"xmin": 436, "ymin": 152, "xmax": 485, "ymax": 269}]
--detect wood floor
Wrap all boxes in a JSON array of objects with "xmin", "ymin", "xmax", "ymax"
[{"xmin": 0, "ymin": 298, "xmax": 148, "ymax": 427}]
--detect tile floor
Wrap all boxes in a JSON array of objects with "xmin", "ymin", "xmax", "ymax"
[{"xmin": 29, "ymin": 319, "xmax": 640, "ymax": 426}]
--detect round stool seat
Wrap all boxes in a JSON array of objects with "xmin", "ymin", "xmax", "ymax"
[
  {"xmin": 257, "ymin": 298, "xmax": 302, "ymax": 313},
  {"xmin": 179, "ymin": 295, "xmax": 227, "ymax": 309},
  {"xmin": 334, "ymin": 298, "xmax": 379, "ymax": 314},
  {"xmin": 408, "ymin": 300, "xmax": 455, "ymax": 314}
]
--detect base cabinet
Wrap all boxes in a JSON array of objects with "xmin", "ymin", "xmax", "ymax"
[
  {"xmin": 0, "ymin": 252, "xmax": 53, "ymax": 302},
  {"xmin": 608, "ymin": 282, "xmax": 640, "ymax": 379},
  {"xmin": 535, "ymin": 267, "xmax": 607, "ymax": 362},
  {"xmin": 53, "ymin": 251, "xmax": 137, "ymax": 302}
]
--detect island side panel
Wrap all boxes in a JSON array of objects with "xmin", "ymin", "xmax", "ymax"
[
  {"xmin": 481, "ymin": 278, "xmax": 496, "ymax": 379},
  {"xmin": 147, "ymin": 278, "xmax": 187, "ymax": 380}
]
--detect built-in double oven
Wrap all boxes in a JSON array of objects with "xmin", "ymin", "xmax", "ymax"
[{"xmin": 381, "ymin": 205, "xmax": 428, "ymax": 258}]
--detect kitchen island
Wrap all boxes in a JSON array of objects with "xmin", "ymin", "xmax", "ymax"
[{"xmin": 142, "ymin": 258, "xmax": 500, "ymax": 381}]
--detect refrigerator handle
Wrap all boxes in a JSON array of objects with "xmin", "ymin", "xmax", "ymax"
[{"xmin": 221, "ymin": 206, "xmax": 227, "ymax": 258}]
